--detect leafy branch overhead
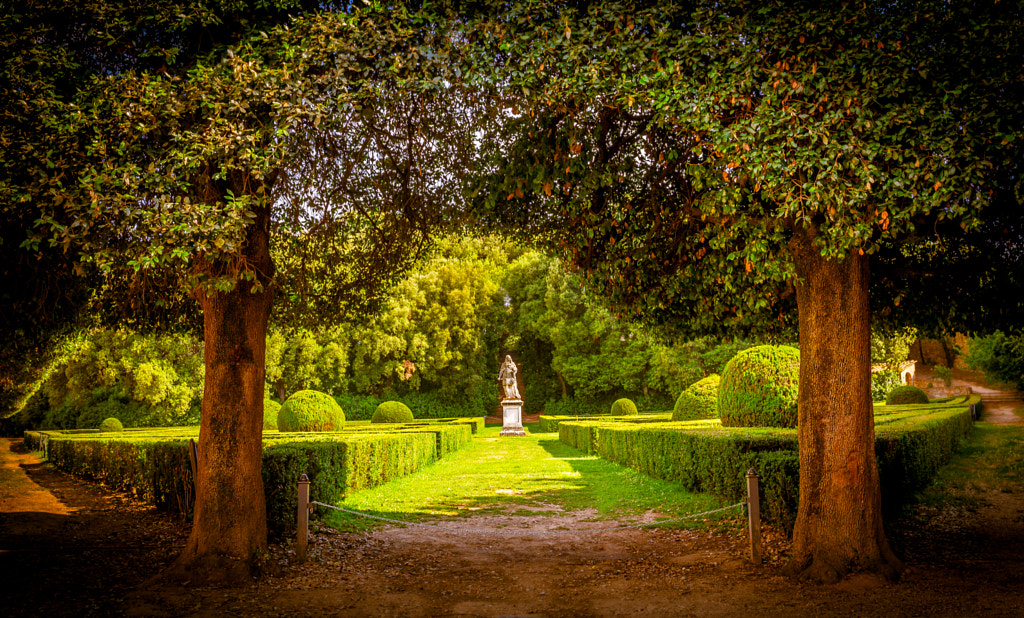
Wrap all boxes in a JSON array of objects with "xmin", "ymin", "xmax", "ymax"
[
  {"xmin": 4, "ymin": 2, "xmax": 479, "ymax": 315},
  {"xmin": 463, "ymin": 0, "xmax": 1022, "ymax": 335}
]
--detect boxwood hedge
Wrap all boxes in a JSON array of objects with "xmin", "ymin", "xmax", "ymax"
[
  {"xmin": 538, "ymin": 412, "xmax": 673, "ymax": 433},
  {"xmin": 25, "ymin": 419, "xmax": 478, "ymax": 533},
  {"xmin": 558, "ymin": 396, "xmax": 978, "ymax": 530}
]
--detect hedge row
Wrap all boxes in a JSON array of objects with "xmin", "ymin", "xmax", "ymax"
[
  {"xmin": 557, "ymin": 397, "xmax": 978, "ymax": 530},
  {"xmin": 25, "ymin": 421, "xmax": 475, "ymax": 533},
  {"xmin": 538, "ymin": 412, "xmax": 672, "ymax": 433}
]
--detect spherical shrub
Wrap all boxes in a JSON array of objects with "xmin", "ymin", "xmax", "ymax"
[
  {"xmin": 672, "ymin": 374, "xmax": 721, "ymax": 421},
  {"xmin": 99, "ymin": 417, "xmax": 123, "ymax": 432},
  {"xmin": 718, "ymin": 345, "xmax": 800, "ymax": 428},
  {"xmin": 263, "ymin": 399, "xmax": 282, "ymax": 430},
  {"xmin": 371, "ymin": 401, "xmax": 414, "ymax": 424},
  {"xmin": 278, "ymin": 390, "xmax": 345, "ymax": 432},
  {"xmin": 610, "ymin": 398, "xmax": 638, "ymax": 416},
  {"xmin": 885, "ymin": 385, "xmax": 929, "ymax": 405}
]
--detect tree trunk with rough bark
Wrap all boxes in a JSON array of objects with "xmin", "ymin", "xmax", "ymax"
[
  {"xmin": 786, "ymin": 228, "xmax": 902, "ymax": 583},
  {"xmin": 167, "ymin": 196, "xmax": 274, "ymax": 585}
]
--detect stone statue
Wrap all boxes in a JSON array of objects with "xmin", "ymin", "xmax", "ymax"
[{"xmin": 498, "ymin": 355, "xmax": 521, "ymax": 401}]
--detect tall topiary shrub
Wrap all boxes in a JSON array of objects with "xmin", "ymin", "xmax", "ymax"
[
  {"xmin": 99, "ymin": 417, "xmax": 123, "ymax": 432},
  {"xmin": 718, "ymin": 346, "xmax": 800, "ymax": 428},
  {"xmin": 263, "ymin": 399, "xmax": 282, "ymax": 430},
  {"xmin": 610, "ymin": 398, "xmax": 638, "ymax": 416},
  {"xmin": 371, "ymin": 401, "xmax": 414, "ymax": 424},
  {"xmin": 885, "ymin": 385, "xmax": 929, "ymax": 405},
  {"xmin": 278, "ymin": 390, "xmax": 345, "ymax": 432},
  {"xmin": 672, "ymin": 374, "xmax": 721, "ymax": 421}
]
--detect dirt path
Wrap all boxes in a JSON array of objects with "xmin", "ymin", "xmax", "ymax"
[{"xmin": 3, "ymin": 375, "xmax": 1023, "ymax": 617}]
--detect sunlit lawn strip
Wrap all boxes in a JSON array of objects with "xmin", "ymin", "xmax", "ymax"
[{"xmin": 325, "ymin": 423, "xmax": 735, "ymax": 533}]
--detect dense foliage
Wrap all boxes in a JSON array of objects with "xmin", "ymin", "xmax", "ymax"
[
  {"xmin": 672, "ymin": 374, "xmax": 721, "ymax": 421},
  {"xmin": 885, "ymin": 385, "xmax": 929, "ymax": 406},
  {"xmin": 263, "ymin": 399, "xmax": 281, "ymax": 431},
  {"xmin": 278, "ymin": 390, "xmax": 345, "ymax": 432},
  {"xmin": 2, "ymin": 237, "xmax": 771, "ymax": 432},
  {"xmin": 503, "ymin": 250, "xmax": 752, "ymax": 413},
  {"xmin": 870, "ymin": 326, "xmax": 918, "ymax": 401},
  {"xmin": 718, "ymin": 346, "xmax": 800, "ymax": 428},
  {"xmin": 965, "ymin": 331, "xmax": 1024, "ymax": 390},
  {"xmin": 371, "ymin": 401, "xmax": 414, "ymax": 424},
  {"xmin": 12, "ymin": 329, "xmax": 203, "ymax": 431}
]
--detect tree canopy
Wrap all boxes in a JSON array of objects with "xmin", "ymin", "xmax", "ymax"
[{"xmin": 466, "ymin": 0, "xmax": 1022, "ymax": 336}]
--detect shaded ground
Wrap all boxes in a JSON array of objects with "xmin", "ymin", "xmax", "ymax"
[{"xmin": 2, "ymin": 369, "xmax": 1022, "ymax": 617}]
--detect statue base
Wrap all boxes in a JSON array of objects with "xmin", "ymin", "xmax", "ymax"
[{"xmin": 499, "ymin": 399, "xmax": 526, "ymax": 437}]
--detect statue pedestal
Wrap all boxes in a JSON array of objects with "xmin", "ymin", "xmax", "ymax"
[{"xmin": 500, "ymin": 399, "xmax": 526, "ymax": 437}]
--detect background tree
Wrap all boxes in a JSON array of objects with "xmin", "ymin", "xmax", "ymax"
[{"xmin": 464, "ymin": 0, "xmax": 1023, "ymax": 581}]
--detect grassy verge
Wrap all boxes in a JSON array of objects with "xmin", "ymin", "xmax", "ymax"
[
  {"xmin": 913, "ymin": 421, "xmax": 1024, "ymax": 511},
  {"xmin": 323, "ymin": 423, "xmax": 738, "ymax": 533}
]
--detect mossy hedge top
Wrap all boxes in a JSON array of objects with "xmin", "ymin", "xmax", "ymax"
[
  {"xmin": 718, "ymin": 345, "xmax": 800, "ymax": 428},
  {"xmin": 372, "ymin": 401, "xmax": 414, "ymax": 423},
  {"xmin": 673, "ymin": 373, "xmax": 721, "ymax": 421},
  {"xmin": 610, "ymin": 398, "xmax": 638, "ymax": 416},
  {"xmin": 886, "ymin": 385, "xmax": 929, "ymax": 406},
  {"xmin": 278, "ymin": 390, "xmax": 345, "ymax": 432}
]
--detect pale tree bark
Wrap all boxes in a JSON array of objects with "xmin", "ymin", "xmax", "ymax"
[
  {"xmin": 167, "ymin": 184, "xmax": 274, "ymax": 584},
  {"xmin": 785, "ymin": 227, "xmax": 902, "ymax": 583}
]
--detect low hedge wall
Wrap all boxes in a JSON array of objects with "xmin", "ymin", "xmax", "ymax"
[
  {"xmin": 558, "ymin": 397, "xmax": 978, "ymax": 530},
  {"xmin": 25, "ymin": 420, "xmax": 475, "ymax": 533},
  {"xmin": 538, "ymin": 412, "xmax": 672, "ymax": 433}
]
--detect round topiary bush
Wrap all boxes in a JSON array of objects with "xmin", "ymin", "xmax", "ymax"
[
  {"xmin": 99, "ymin": 417, "xmax": 123, "ymax": 432},
  {"xmin": 885, "ymin": 385, "xmax": 929, "ymax": 405},
  {"xmin": 610, "ymin": 398, "xmax": 638, "ymax": 416},
  {"xmin": 263, "ymin": 399, "xmax": 282, "ymax": 430},
  {"xmin": 371, "ymin": 401, "xmax": 414, "ymax": 424},
  {"xmin": 718, "ymin": 345, "xmax": 800, "ymax": 428},
  {"xmin": 672, "ymin": 374, "xmax": 721, "ymax": 421},
  {"xmin": 278, "ymin": 390, "xmax": 345, "ymax": 432}
]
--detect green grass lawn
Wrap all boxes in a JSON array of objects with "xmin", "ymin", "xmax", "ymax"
[
  {"xmin": 914, "ymin": 420, "xmax": 1024, "ymax": 510},
  {"xmin": 323, "ymin": 422, "xmax": 739, "ymax": 532}
]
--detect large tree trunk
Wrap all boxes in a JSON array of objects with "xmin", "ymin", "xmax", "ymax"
[
  {"xmin": 167, "ymin": 194, "xmax": 274, "ymax": 585},
  {"xmin": 785, "ymin": 228, "xmax": 902, "ymax": 583}
]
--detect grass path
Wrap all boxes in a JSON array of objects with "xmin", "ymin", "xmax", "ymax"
[
  {"xmin": 915, "ymin": 420, "xmax": 1024, "ymax": 508},
  {"xmin": 323, "ymin": 423, "xmax": 733, "ymax": 532}
]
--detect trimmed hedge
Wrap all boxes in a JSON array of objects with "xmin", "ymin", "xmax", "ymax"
[
  {"xmin": 279, "ymin": 390, "xmax": 345, "ymax": 432},
  {"xmin": 538, "ymin": 412, "xmax": 673, "ymax": 433},
  {"xmin": 885, "ymin": 385, "xmax": 929, "ymax": 405},
  {"xmin": 672, "ymin": 374, "xmax": 721, "ymax": 421},
  {"xmin": 610, "ymin": 398, "xmax": 638, "ymax": 416},
  {"xmin": 26, "ymin": 419, "xmax": 476, "ymax": 533},
  {"xmin": 558, "ymin": 396, "xmax": 978, "ymax": 530},
  {"xmin": 99, "ymin": 417, "xmax": 124, "ymax": 432},
  {"xmin": 262, "ymin": 433, "xmax": 437, "ymax": 530},
  {"xmin": 718, "ymin": 345, "xmax": 800, "ymax": 428},
  {"xmin": 372, "ymin": 401, "xmax": 414, "ymax": 424}
]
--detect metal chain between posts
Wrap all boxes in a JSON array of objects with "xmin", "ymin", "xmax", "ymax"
[{"xmin": 307, "ymin": 500, "xmax": 745, "ymax": 536}]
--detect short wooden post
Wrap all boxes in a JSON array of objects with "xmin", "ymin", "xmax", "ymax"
[
  {"xmin": 187, "ymin": 439, "xmax": 198, "ymax": 486},
  {"xmin": 297, "ymin": 474, "xmax": 310, "ymax": 563},
  {"xmin": 746, "ymin": 468, "xmax": 762, "ymax": 565}
]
